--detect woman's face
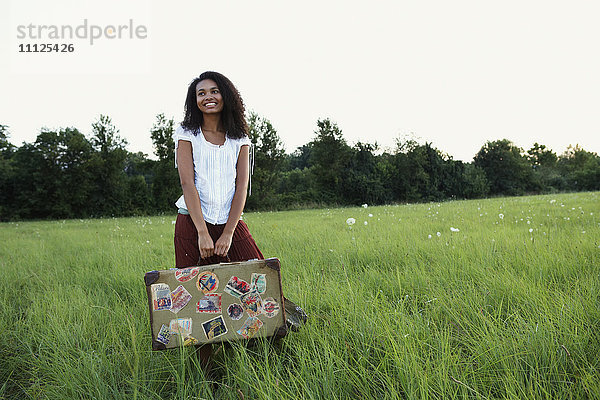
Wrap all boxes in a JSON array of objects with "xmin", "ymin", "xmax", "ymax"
[{"xmin": 196, "ymin": 79, "xmax": 224, "ymax": 115}]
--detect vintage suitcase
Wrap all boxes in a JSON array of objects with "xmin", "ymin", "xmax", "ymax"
[{"xmin": 144, "ymin": 258, "xmax": 288, "ymax": 350}]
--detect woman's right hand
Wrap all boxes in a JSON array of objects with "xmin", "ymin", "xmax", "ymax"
[{"xmin": 198, "ymin": 232, "xmax": 215, "ymax": 259}]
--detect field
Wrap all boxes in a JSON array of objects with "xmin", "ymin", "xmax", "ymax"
[{"xmin": 1, "ymin": 192, "xmax": 599, "ymax": 399}]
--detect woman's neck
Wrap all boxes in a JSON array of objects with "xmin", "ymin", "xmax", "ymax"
[{"xmin": 201, "ymin": 113, "xmax": 224, "ymax": 133}]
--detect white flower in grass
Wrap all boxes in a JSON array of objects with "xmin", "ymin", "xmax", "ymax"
[
  {"xmin": 499, "ymin": 213, "xmax": 504, "ymax": 219},
  {"xmin": 362, "ymin": 204, "xmax": 368, "ymax": 208},
  {"xmin": 364, "ymin": 221, "xmax": 368, "ymax": 225},
  {"xmin": 428, "ymin": 234, "xmax": 432, "ymax": 239},
  {"xmin": 368, "ymin": 213, "xmax": 373, "ymax": 217},
  {"xmin": 529, "ymin": 228, "xmax": 533, "ymax": 233},
  {"xmin": 527, "ymin": 220, "xmax": 531, "ymax": 225},
  {"xmin": 346, "ymin": 217, "xmax": 356, "ymax": 226},
  {"xmin": 450, "ymin": 227, "xmax": 460, "ymax": 232},
  {"xmin": 437, "ymin": 232, "xmax": 441, "ymax": 237},
  {"xmin": 172, "ymin": 220, "xmax": 176, "ymax": 224}
]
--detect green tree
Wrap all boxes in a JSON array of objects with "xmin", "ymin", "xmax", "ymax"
[
  {"xmin": 343, "ymin": 142, "xmax": 391, "ymax": 205},
  {"xmin": 246, "ymin": 112, "xmax": 286, "ymax": 209},
  {"xmin": 474, "ymin": 139, "xmax": 534, "ymax": 195},
  {"xmin": 150, "ymin": 114, "xmax": 179, "ymax": 212},
  {"xmin": 527, "ymin": 143, "xmax": 563, "ymax": 191},
  {"xmin": 11, "ymin": 128, "xmax": 93, "ymax": 219},
  {"xmin": 286, "ymin": 144, "xmax": 313, "ymax": 171},
  {"xmin": 558, "ymin": 145, "xmax": 600, "ymax": 191},
  {"xmin": 125, "ymin": 151, "xmax": 154, "ymax": 214},
  {"xmin": 0, "ymin": 125, "xmax": 16, "ymax": 220},
  {"xmin": 527, "ymin": 143, "xmax": 558, "ymax": 168},
  {"xmin": 460, "ymin": 163, "xmax": 490, "ymax": 199},
  {"xmin": 89, "ymin": 115, "xmax": 128, "ymax": 216},
  {"xmin": 309, "ymin": 118, "xmax": 352, "ymax": 202}
]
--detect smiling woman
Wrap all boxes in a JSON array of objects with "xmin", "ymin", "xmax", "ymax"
[{"xmin": 174, "ymin": 71, "xmax": 258, "ymax": 266}]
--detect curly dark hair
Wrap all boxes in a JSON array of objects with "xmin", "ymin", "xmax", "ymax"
[{"xmin": 181, "ymin": 71, "xmax": 248, "ymax": 139}]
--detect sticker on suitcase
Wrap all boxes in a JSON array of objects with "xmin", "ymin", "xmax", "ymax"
[
  {"xmin": 196, "ymin": 293, "xmax": 222, "ymax": 313},
  {"xmin": 169, "ymin": 318, "xmax": 193, "ymax": 337},
  {"xmin": 250, "ymin": 273, "xmax": 267, "ymax": 293},
  {"xmin": 175, "ymin": 267, "xmax": 200, "ymax": 283},
  {"xmin": 170, "ymin": 285, "xmax": 192, "ymax": 313},
  {"xmin": 183, "ymin": 336, "xmax": 199, "ymax": 346},
  {"xmin": 227, "ymin": 303, "xmax": 244, "ymax": 320},
  {"xmin": 240, "ymin": 290, "xmax": 263, "ymax": 317},
  {"xmin": 224, "ymin": 276, "xmax": 252, "ymax": 298},
  {"xmin": 262, "ymin": 297, "xmax": 280, "ymax": 318},
  {"xmin": 237, "ymin": 316, "xmax": 263, "ymax": 339},
  {"xmin": 151, "ymin": 283, "xmax": 172, "ymax": 311},
  {"xmin": 202, "ymin": 316, "xmax": 228, "ymax": 340},
  {"xmin": 197, "ymin": 271, "xmax": 219, "ymax": 294},
  {"xmin": 156, "ymin": 324, "xmax": 171, "ymax": 344}
]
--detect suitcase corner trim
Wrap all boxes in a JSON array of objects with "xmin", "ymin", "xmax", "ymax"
[
  {"xmin": 144, "ymin": 270, "xmax": 160, "ymax": 286},
  {"xmin": 264, "ymin": 258, "xmax": 280, "ymax": 271}
]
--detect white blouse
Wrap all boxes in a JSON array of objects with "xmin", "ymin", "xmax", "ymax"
[{"xmin": 173, "ymin": 125, "xmax": 251, "ymax": 225}]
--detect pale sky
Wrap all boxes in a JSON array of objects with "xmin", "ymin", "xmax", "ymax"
[{"xmin": 2, "ymin": 0, "xmax": 599, "ymax": 161}]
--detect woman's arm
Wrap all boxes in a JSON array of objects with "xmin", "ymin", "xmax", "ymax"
[
  {"xmin": 214, "ymin": 144, "xmax": 250, "ymax": 257},
  {"xmin": 176, "ymin": 140, "xmax": 215, "ymax": 259}
]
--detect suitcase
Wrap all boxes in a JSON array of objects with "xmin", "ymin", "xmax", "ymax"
[{"xmin": 144, "ymin": 258, "xmax": 288, "ymax": 350}]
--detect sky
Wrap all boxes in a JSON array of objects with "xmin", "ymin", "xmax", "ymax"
[{"xmin": 2, "ymin": 0, "xmax": 599, "ymax": 162}]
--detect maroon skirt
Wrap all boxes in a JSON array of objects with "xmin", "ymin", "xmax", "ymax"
[{"xmin": 174, "ymin": 213, "xmax": 264, "ymax": 268}]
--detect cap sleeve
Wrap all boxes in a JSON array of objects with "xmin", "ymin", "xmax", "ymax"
[
  {"xmin": 238, "ymin": 136, "xmax": 251, "ymax": 148},
  {"xmin": 173, "ymin": 125, "xmax": 192, "ymax": 168}
]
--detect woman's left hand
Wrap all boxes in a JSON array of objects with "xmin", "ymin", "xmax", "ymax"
[{"xmin": 214, "ymin": 231, "xmax": 233, "ymax": 257}]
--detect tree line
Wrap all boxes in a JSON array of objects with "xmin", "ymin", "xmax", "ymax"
[{"xmin": 1, "ymin": 113, "xmax": 599, "ymax": 221}]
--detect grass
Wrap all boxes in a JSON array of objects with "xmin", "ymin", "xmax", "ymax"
[{"xmin": 1, "ymin": 192, "xmax": 599, "ymax": 399}]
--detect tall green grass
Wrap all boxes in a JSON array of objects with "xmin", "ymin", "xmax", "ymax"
[{"xmin": 1, "ymin": 192, "xmax": 599, "ymax": 399}]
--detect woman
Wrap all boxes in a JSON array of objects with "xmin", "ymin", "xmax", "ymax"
[
  {"xmin": 173, "ymin": 71, "xmax": 306, "ymax": 368},
  {"xmin": 173, "ymin": 71, "xmax": 261, "ymax": 368},
  {"xmin": 173, "ymin": 71, "xmax": 262, "ymax": 268}
]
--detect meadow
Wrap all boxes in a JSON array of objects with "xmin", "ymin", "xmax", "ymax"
[{"xmin": 1, "ymin": 192, "xmax": 599, "ymax": 399}]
